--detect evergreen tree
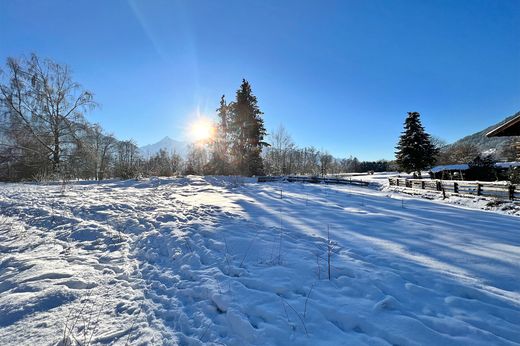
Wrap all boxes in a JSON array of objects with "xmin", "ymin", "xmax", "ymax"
[
  {"xmin": 228, "ymin": 79, "xmax": 268, "ymax": 176},
  {"xmin": 395, "ymin": 112, "xmax": 438, "ymax": 177},
  {"xmin": 466, "ymin": 154, "xmax": 497, "ymax": 181},
  {"xmin": 207, "ymin": 95, "xmax": 231, "ymax": 174}
]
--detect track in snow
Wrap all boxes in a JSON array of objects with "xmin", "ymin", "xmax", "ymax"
[{"xmin": 0, "ymin": 177, "xmax": 519, "ymax": 345}]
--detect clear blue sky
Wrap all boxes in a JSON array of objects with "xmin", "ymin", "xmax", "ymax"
[{"xmin": 1, "ymin": 0, "xmax": 519, "ymax": 160}]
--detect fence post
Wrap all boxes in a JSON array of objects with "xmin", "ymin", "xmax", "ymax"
[
  {"xmin": 509, "ymin": 184, "xmax": 515, "ymax": 200},
  {"xmin": 436, "ymin": 181, "xmax": 442, "ymax": 191},
  {"xmin": 476, "ymin": 183, "xmax": 482, "ymax": 196},
  {"xmin": 396, "ymin": 179, "xmax": 399, "ymax": 187},
  {"xmin": 421, "ymin": 181, "xmax": 425, "ymax": 190},
  {"xmin": 454, "ymin": 182, "xmax": 458, "ymax": 194}
]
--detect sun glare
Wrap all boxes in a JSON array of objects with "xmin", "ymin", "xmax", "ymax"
[{"xmin": 189, "ymin": 118, "xmax": 215, "ymax": 142}]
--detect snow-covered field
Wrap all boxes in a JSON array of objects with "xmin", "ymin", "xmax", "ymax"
[
  {"xmin": 344, "ymin": 172, "xmax": 520, "ymax": 216},
  {"xmin": 0, "ymin": 177, "xmax": 519, "ymax": 345}
]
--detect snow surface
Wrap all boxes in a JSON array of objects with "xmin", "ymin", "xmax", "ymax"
[
  {"xmin": 0, "ymin": 177, "xmax": 519, "ymax": 345},
  {"xmin": 430, "ymin": 165, "xmax": 470, "ymax": 173},
  {"xmin": 430, "ymin": 162, "xmax": 520, "ymax": 173}
]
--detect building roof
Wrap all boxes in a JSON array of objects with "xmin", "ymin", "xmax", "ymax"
[
  {"xmin": 486, "ymin": 114, "xmax": 520, "ymax": 137},
  {"xmin": 494, "ymin": 161, "xmax": 520, "ymax": 169},
  {"xmin": 430, "ymin": 162, "xmax": 520, "ymax": 173},
  {"xmin": 430, "ymin": 164, "xmax": 469, "ymax": 173}
]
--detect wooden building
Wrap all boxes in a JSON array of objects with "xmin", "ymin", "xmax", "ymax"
[
  {"xmin": 429, "ymin": 162, "xmax": 520, "ymax": 180},
  {"xmin": 430, "ymin": 164, "xmax": 468, "ymax": 180},
  {"xmin": 486, "ymin": 114, "xmax": 520, "ymax": 160}
]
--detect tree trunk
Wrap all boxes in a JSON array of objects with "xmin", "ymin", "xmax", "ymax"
[{"xmin": 53, "ymin": 132, "xmax": 60, "ymax": 174}]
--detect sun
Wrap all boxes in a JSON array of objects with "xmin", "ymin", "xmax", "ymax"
[{"xmin": 189, "ymin": 118, "xmax": 215, "ymax": 142}]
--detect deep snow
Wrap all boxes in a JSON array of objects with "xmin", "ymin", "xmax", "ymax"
[{"xmin": 0, "ymin": 177, "xmax": 519, "ymax": 345}]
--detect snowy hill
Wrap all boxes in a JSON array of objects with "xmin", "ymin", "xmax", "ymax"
[{"xmin": 139, "ymin": 136, "xmax": 189, "ymax": 158}]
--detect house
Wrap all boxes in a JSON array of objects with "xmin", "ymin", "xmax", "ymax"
[
  {"xmin": 430, "ymin": 164, "xmax": 469, "ymax": 180},
  {"xmin": 430, "ymin": 162, "xmax": 520, "ymax": 180},
  {"xmin": 486, "ymin": 113, "xmax": 520, "ymax": 160}
]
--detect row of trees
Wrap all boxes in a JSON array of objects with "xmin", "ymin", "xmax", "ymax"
[
  {"xmin": 261, "ymin": 125, "xmax": 393, "ymax": 176},
  {"xmin": 0, "ymin": 55, "xmax": 272, "ymax": 181},
  {"xmin": 0, "ymin": 55, "xmax": 185, "ymax": 181},
  {"xmin": 1, "ymin": 54, "xmax": 513, "ymax": 182},
  {"xmin": 179, "ymin": 138, "xmax": 393, "ymax": 177},
  {"xmin": 0, "ymin": 54, "xmax": 417, "ymax": 181},
  {"xmin": 0, "ymin": 54, "xmax": 122, "ymax": 181},
  {"xmin": 165, "ymin": 124, "xmax": 394, "ymax": 177},
  {"xmin": 435, "ymin": 140, "xmax": 518, "ymax": 165}
]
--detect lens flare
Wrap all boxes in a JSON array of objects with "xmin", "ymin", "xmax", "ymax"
[{"xmin": 189, "ymin": 118, "xmax": 215, "ymax": 142}]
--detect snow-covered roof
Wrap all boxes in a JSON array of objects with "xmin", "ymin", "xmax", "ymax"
[
  {"xmin": 430, "ymin": 161, "xmax": 520, "ymax": 172},
  {"xmin": 430, "ymin": 164, "xmax": 469, "ymax": 173},
  {"xmin": 494, "ymin": 161, "xmax": 520, "ymax": 168}
]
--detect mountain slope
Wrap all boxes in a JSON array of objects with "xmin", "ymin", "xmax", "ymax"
[
  {"xmin": 139, "ymin": 136, "xmax": 189, "ymax": 158},
  {"xmin": 447, "ymin": 111, "xmax": 519, "ymax": 159}
]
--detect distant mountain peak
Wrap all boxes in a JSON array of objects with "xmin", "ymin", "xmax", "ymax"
[
  {"xmin": 160, "ymin": 136, "xmax": 173, "ymax": 141},
  {"xmin": 139, "ymin": 136, "xmax": 189, "ymax": 158}
]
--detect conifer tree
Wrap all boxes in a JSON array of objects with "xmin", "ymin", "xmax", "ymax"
[
  {"xmin": 228, "ymin": 79, "xmax": 268, "ymax": 176},
  {"xmin": 395, "ymin": 112, "xmax": 438, "ymax": 177},
  {"xmin": 207, "ymin": 95, "xmax": 231, "ymax": 174},
  {"xmin": 467, "ymin": 154, "xmax": 496, "ymax": 181}
]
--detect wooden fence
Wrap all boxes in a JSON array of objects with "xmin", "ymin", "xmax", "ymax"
[
  {"xmin": 258, "ymin": 175, "xmax": 370, "ymax": 186},
  {"xmin": 388, "ymin": 178, "xmax": 520, "ymax": 201}
]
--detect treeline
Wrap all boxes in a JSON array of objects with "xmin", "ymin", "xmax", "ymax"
[
  {"xmin": 0, "ymin": 55, "xmax": 188, "ymax": 181},
  {"xmin": 0, "ymin": 54, "xmax": 148, "ymax": 181},
  {"xmin": 264, "ymin": 150, "xmax": 394, "ymax": 176},
  {"xmin": 261, "ymin": 125, "xmax": 393, "ymax": 176},
  {"xmin": 0, "ymin": 55, "xmax": 270, "ymax": 181},
  {"xmin": 435, "ymin": 141, "xmax": 518, "ymax": 165},
  {"xmin": 0, "ymin": 54, "xmax": 395, "ymax": 182},
  {"xmin": 182, "ymin": 124, "xmax": 394, "ymax": 177},
  {"xmin": 158, "ymin": 80, "xmax": 391, "ymax": 177}
]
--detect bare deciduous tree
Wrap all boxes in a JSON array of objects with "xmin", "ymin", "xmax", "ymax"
[
  {"xmin": 319, "ymin": 152, "xmax": 333, "ymax": 176},
  {"xmin": 115, "ymin": 140, "xmax": 140, "ymax": 179},
  {"xmin": 0, "ymin": 54, "xmax": 96, "ymax": 174},
  {"xmin": 265, "ymin": 124, "xmax": 294, "ymax": 175}
]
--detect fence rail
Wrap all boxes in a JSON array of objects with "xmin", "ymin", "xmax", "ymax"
[
  {"xmin": 388, "ymin": 178, "xmax": 520, "ymax": 201},
  {"xmin": 258, "ymin": 175, "xmax": 370, "ymax": 186}
]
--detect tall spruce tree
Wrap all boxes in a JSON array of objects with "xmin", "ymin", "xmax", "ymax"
[
  {"xmin": 228, "ymin": 79, "xmax": 268, "ymax": 176},
  {"xmin": 395, "ymin": 112, "xmax": 438, "ymax": 177},
  {"xmin": 207, "ymin": 95, "xmax": 231, "ymax": 174}
]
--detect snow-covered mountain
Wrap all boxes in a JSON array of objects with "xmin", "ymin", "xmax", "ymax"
[{"xmin": 139, "ymin": 136, "xmax": 189, "ymax": 158}]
